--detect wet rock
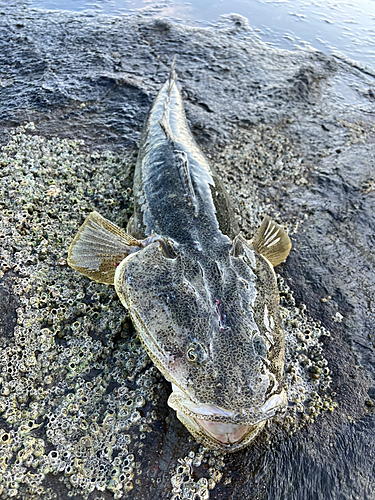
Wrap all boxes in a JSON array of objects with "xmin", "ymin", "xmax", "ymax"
[{"xmin": 0, "ymin": 6, "xmax": 374, "ymax": 500}]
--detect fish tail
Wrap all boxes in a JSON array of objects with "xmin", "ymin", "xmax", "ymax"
[
  {"xmin": 160, "ymin": 56, "xmax": 178, "ymax": 142},
  {"xmin": 168, "ymin": 55, "xmax": 177, "ymax": 92}
]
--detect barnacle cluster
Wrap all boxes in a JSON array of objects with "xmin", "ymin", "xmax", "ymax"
[
  {"xmin": 170, "ymin": 449, "xmax": 225, "ymax": 500},
  {"xmin": 211, "ymin": 124, "xmax": 307, "ymax": 235},
  {"xmin": 0, "ymin": 124, "xmax": 334, "ymax": 499},
  {"xmin": 338, "ymin": 119, "xmax": 375, "ymax": 146},
  {"xmin": 277, "ymin": 276, "xmax": 336, "ymax": 434},
  {"xmin": 0, "ymin": 125, "xmax": 166, "ymax": 499}
]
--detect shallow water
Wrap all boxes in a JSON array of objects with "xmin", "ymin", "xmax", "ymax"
[{"xmin": 26, "ymin": 0, "xmax": 375, "ymax": 69}]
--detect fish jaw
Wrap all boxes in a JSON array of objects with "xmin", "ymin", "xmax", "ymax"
[
  {"xmin": 168, "ymin": 384, "xmax": 286, "ymax": 452},
  {"xmin": 175, "ymin": 410, "xmax": 265, "ymax": 451},
  {"xmin": 114, "ymin": 241, "xmax": 287, "ymax": 452}
]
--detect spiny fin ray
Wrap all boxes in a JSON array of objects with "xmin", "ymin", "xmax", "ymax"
[{"xmin": 252, "ymin": 215, "xmax": 291, "ymax": 267}]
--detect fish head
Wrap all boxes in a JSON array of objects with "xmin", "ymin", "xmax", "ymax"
[{"xmin": 114, "ymin": 236, "xmax": 286, "ymax": 452}]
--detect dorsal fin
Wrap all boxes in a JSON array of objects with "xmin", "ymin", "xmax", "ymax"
[
  {"xmin": 158, "ymin": 116, "xmax": 175, "ymax": 143},
  {"xmin": 252, "ymin": 215, "xmax": 291, "ymax": 267},
  {"xmin": 67, "ymin": 211, "xmax": 140, "ymax": 284}
]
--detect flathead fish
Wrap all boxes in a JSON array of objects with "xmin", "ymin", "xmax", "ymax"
[{"xmin": 68, "ymin": 61, "xmax": 291, "ymax": 452}]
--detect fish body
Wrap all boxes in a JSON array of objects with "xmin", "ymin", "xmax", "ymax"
[{"xmin": 68, "ymin": 64, "xmax": 291, "ymax": 452}]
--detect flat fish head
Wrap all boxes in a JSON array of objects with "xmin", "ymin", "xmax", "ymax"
[{"xmin": 114, "ymin": 238, "xmax": 286, "ymax": 452}]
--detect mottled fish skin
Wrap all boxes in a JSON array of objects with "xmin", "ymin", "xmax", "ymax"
[
  {"xmin": 68, "ymin": 63, "xmax": 291, "ymax": 452},
  {"xmin": 129, "ymin": 68, "xmax": 238, "ymax": 243}
]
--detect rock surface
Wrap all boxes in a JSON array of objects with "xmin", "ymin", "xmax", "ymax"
[{"xmin": 0, "ymin": 5, "xmax": 374, "ymax": 500}]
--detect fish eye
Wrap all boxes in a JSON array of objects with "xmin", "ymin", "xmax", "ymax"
[
  {"xmin": 186, "ymin": 342, "xmax": 206, "ymax": 364},
  {"xmin": 187, "ymin": 347, "xmax": 197, "ymax": 362}
]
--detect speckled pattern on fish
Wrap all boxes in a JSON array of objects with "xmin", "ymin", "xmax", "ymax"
[{"xmin": 68, "ymin": 63, "xmax": 293, "ymax": 452}]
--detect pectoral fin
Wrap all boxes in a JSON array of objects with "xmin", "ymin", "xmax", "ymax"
[
  {"xmin": 252, "ymin": 215, "xmax": 291, "ymax": 267},
  {"xmin": 67, "ymin": 211, "xmax": 140, "ymax": 284}
]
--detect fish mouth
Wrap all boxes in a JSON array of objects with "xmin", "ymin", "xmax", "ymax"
[
  {"xmin": 177, "ymin": 410, "xmax": 264, "ymax": 449},
  {"xmin": 168, "ymin": 384, "xmax": 286, "ymax": 452}
]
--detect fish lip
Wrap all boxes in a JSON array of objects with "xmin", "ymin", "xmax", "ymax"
[
  {"xmin": 169, "ymin": 384, "xmax": 285, "ymax": 451},
  {"xmin": 168, "ymin": 384, "xmax": 287, "ymax": 426}
]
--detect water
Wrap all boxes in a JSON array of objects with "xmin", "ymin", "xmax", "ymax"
[{"xmin": 27, "ymin": 0, "xmax": 375, "ymax": 70}]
